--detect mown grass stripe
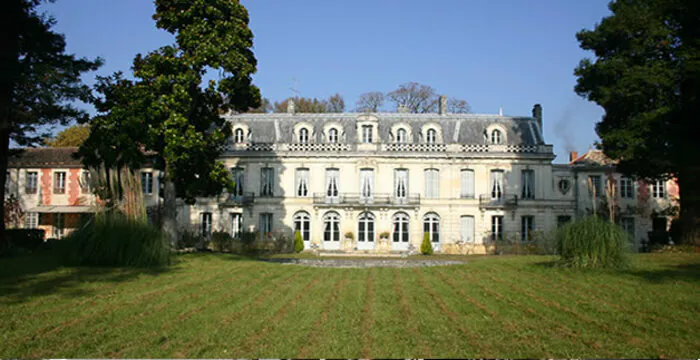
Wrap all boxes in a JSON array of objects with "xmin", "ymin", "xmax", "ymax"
[{"xmin": 360, "ymin": 268, "xmax": 375, "ymax": 358}]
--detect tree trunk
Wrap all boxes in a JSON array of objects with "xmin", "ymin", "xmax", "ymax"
[
  {"xmin": 0, "ymin": 128, "xmax": 11, "ymax": 255},
  {"xmin": 678, "ymin": 172, "xmax": 700, "ymax": 245},
  {"xmin": 161, "ymin": 163, "xmax": 179, "ymax": 247}
]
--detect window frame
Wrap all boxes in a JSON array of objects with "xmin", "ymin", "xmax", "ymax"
[
  {"xmin": 230, "ymin": 213, "xmax": 242, "ymax": 239},
  {"xmin": 521, "ymin": 169, "xmax": 535, "ymax": 199},
  {"xmin": 323, "ymin": 211, "xmax": 341, "ymax": 242},
  {"xmin": 201, "ymin": 212, "xmax": 212, "ymax": 238},
  {"xmin": 491, "ymin": 130, "xmax": 502, "ymax": 144},
  {"xmin": 423, "ymin": 213, "xmax": 440, "ymax": 243},
  {"xmin": 361, "ymin": 125, "xmax": 373, "ymax": 143},
  {"xmin": 652, "ymin": 180, "xmax": 665, "ymax": 199},
  {"xmin": 141, "ymin": 171, "xmax": 153, "ymax": 195},
  {"xmin": 293, "ymin": 211, "xmax": 311, "ymax": 242},
  {"xmin": 295, "ymin": 168, "xmax": 310, "ymax": 197},
  {"xmin": 260, "ymin": 167, "xmax": 274, "ymax": 197},
  {"xmin": 588, "ymin": 175, "xmax": 602, "ymax": 197},
  {"xmin": 424, "ymin": 168, "xmax": 440, "ymax": 199},
  {"xmin": 328, "ymin": 128, "xmax": 339, "ymax": 143},
  {"xmin": 490, "ymin": 170, "xmax": 504, "ymax": 200},
  {"xmin": 25, "ymin": 171, "xmax": 38, "ymax": 194},
  {"xmin": 491, "ymin": 215, "xmax": 503, "ymax": 241},
  {"xmin": 426, "ymin": 128, "xmax": 437, "ymax": 144},
  {"xmin": 299, "ymin": 128, "xmax": 309, "ymax": 144},
  {"xmin": 392, "ymin": 212, "xmax": 410, "ymax": 243},
  {"xmin": 53, "ymin": 171, "xmax": 66, "ymax": 194},
  {"xmin": 460, "ymin": 215, "xmax": 475, "ymax": 243},
  {"xmin": 259, "ymin": 213, "xmax": 273, "ymax": 237},
  {"xmin": 620, "ymin": 177, "xmax": 634, "ymax": 199},
  {"xmin": 521, "ymin": 215, "xmax": 535, "ymax": 242},
  {"xmin": 358, "ymin": 212, "xmax": 375, "ymax": 243},
  {"xmin": 396, "ymin": 128, "xmax": 407, "ymax": 143},
  {"xmin": 233, "ymin": 128, "xmax": 245, "ymax": 143}
]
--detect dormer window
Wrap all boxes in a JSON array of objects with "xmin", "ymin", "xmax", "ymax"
[
  {"xmin": 362, "ymin": 125, "xmax": 373, "ymax": 143},
  {"xmin": 328, "ymin": 128, "xmax": 338, "ymax": 143},
  {"xmin": 299, "ymin": 128, "xmax": 309, "ymax": 144},
  {"xmin": 397, "ymin": 128, "xmax": 407, "ymax": 143},
  {"xmin": 491, "ymin": 130, "xmax": 502, "ymax": 145},
  {"xmin": 426, "ymin": 129, "xmax": 437, "ymax": 144},
  {"xmin": 234, "ymin": 128, "xmax": 245, "ymax": 143}
]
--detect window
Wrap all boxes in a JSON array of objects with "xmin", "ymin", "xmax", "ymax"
[
  {"xmin": 141, "ymin": 172, "xmax": 153, "ymax": 195},
  {"xmin": 230, "ymin": 213, "xmax": 242, "ymax": 239},
  {"xmin": 259, "ymin": 213, "xmax": 273, "ymax": 236},
  {"xmin": 328, "ymin": 128, "xmax": 338, "ymax": 143},
  {"xmin": 299, "ymin": 128, "xmax": 309, "ymax": 144},
  {"xmin": 53, "ymin": 213, "xmax": 65, "ymax": 238},
  {"xmin": 234, "ymin": 128, "xmax": 245, "ymax": 143},
  {"xmin": 358, "ymin": 212, "xmax": 375, "ymax": 243},
  {"xmin": 392, "ymin": 212, "xmax": 410, "ymax": 243},
  {"xmin": 260, "ymin": 167, "xmax": 274, "ymax": 197},
  {"xmin": 588, "ymin": 175, "xmax": 602, "ymax": 197},
  {"xmin": 25, "ymin": 212, "xmax": 38, "ymax": 229},
  {"xmin": 293, "ymin": 212, "xmax": 311, "ymax": 242},
  {"xmin": 424, "ymin": 169, "xmax": 439, "ymax": 199},
  {"xmin": 360, "ymin": 169, "xmax": 374, "ymax": 199},
  {"xmin": 361, "ymin": 125, "xmax": 373, "ymax": 143},
  {"xmin": 491, "ymin": 130, "xmax": 502, "ymax": 144},
  {"xmin": 323, "ymin": 212, "xmax": 340, "ymax": 242},
  {"xmin": 295, "ymin": 168, "xmax": 309, "ymax": 197},
  {"xmin": 620, "ymin": 177, "xmax": 634, "ymax": 199},
  {"xmin": 491, "ymin": 216, "xmax": 503, "ymax": 241},
  {"xmin": 201, "ymin": 212, "xmax": 212, "ymax": 238},
  {"xmin": 426, "ymin": 129, "xmax": 437, "ymax": 144},
  {"xmin": 25, "ymin": 171, "xmax": 38, "ymax": 194},
  {"xmin": 53, "ymin": 172, "xmax": 66, "ymax": 194},
  {"xmin": 423, "ymin": 213, "xmax": 440, "ymax": 243},
  {"xmin": 396, "ymin": 128, "xmax": 407, "ymax": 143},
  {"xmin": 620, "ymin": 217, "xmax": 635, "ymax": 242},
  {"xmin": 460, "ymin": 169, "xmax": 474, "ymax": 199},
  {"xmin": 521, "ymin": 216, "xmax": 535, "ymax": 242},
  {"xmin": 521, "ymin": 169, "xmax": 535, "ymax": 199},
  {"xmin": 230, "ymin": 167, "xmax": 244, "ymax": 196},
  {"xmin": 558, "ymin": 179, "xmax": 571, "ymax": 195},
  {"xmin": 557, "ymin": 215, "xmax": 572, "ymax": 228},
  {"xmin": 652, "ymin": 180, "xmax": 665, "ymax": 199},
  {"xmin": 394, "ymin": 169, "xmax": 408, "ymax": 200},
  {"xmin": 461, "ymin": 215, "xmax": 474, "ymax": 242},
  {"xmin": 490, "ymin": 170, "xmax": 504, "ymax": 200},
  {"xmin": 80, "ymin": 171, "xmax": 91, "ymax": 193},
  {"xmin": 325, "ymin": 168, "xmax": 339, "ymax": 200}
]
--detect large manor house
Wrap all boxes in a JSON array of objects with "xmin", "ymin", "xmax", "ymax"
[{"xmin": 5, "ymin": 98, "xmax": 679, "ymax": 254}]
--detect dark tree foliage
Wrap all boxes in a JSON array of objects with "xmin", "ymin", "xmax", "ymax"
[
  {"xmin": 44, "ymin": 124, "xmax": 90, "ymax": 147},
  {"xmin": 0, "ymin": 0, "xmax": 102, "ymax": 253},
  {"xmin": 273, "ymin": 94, "xmax": 345, "ymax": 113},
  {"xmin": 575, "ymin": 0, "xmax": 700, "ymax": 243}
]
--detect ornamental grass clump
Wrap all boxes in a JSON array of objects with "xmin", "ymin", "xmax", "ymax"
[
  {"xmin": 294, "ymin": 230, "xmax": 304, "ymax": 253},
  {"xmin": 556, "ymin": 216, "xmax": 629, "ymax": 269},
  {"xmin": 421, "ymin": 232, "xmax": 433, "ymax": 255}
]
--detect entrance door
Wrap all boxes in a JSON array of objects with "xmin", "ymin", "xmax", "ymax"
[
  {"xmin": 392, "ymin": 212, "xmax": 410, "ymax": 251},
  {"xmin": 323, "ymin": 212, "xmax": 341, "ymax": 250},
  {"xmin": 357, "ymin": 212, "xmax": 375, "ymax": 250},
  {"xmin": 293, "ymin": 212, "xmax": 311, "ymax": 249}
]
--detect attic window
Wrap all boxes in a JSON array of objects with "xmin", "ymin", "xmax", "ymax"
[
  {"xmin": 491, "ymin": 130, "xmax": 502, "ymax": 145},
  {"xmin": 328, "ymin": 128, "xmax": 338, "ymax": 143},
  {"xmin": 234, "ymin": 128, "xmax": 245, "ymax": 143},
  {"xmin": 396, "ymin": 128, "xmax": 407, "ymax": 143},
  {"xmin": 299, "ymin": 128, "xmax": 309, "ymax": 144},
  {"xmin": 426, "ymin": 129, "xmax": 437, "ymax": 144}
]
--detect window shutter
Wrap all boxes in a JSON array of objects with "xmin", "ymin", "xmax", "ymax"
[
  {"xmin": 461, "ymin": 170, "xmax": 474, "ymax": 198},
  {"xmin": 461, "ymin": 216, "xmax": 474, "ymax": 242}
]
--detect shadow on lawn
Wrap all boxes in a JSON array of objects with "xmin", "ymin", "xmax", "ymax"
[{"xmin": 0, "ymin": 252, "xmax": 180, "ymax": 305}]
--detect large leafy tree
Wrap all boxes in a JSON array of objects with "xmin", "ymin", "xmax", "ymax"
[
  {"xmin": 80, "ymin": 0, "xmax": 260, "ymax": 243},
  {"xmin": 0, "ymin": 0, "xmax": 102, "ymax": 252},
  {"xmin": 575, "ymin": 0, "xmax": 700, "ymax": 243}
]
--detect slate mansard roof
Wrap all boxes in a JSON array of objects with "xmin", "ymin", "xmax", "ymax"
[{"xmin": 223, "ymin": 112, "xmax": 546, "ymax": 146}]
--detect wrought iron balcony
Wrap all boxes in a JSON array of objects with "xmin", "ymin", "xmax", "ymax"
[
  {"xmin": 220, "ymin": 192, "xmax": 255, "ymax": 206},
  {"xmin": 312, "ymin": 192, "xmax": 420, "ymax": 207},
  {"xmin": 478, "ymin": 194, "xmax": 518, "ymax": 208}
]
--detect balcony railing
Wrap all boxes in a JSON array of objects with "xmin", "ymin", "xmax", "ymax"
[
  {"xmin": 220, "ymin": 192, "xmax": 255, "ymax": 206},
  {"xmin": 478, "ymin": 194, "xmax": 518, "ymax": 208},
  {"xmin": 312, "ymin": 192, "xmax": 420, "ymax": 207}
]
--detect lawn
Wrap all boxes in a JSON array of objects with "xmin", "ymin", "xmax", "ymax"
[{"xmin": 0, "ymin": 253, "xmax": 698, "ymax": 358}]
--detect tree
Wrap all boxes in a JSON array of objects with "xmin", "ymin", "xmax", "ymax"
[
  {"xmin": 80, "ymin": 0, "xmax": 260, "ymax": 244},
  {"xmin": 355, "ymin": 91, "xmax": 385, "ymax": 112},
  {"xmin": 44, "ymin": 124, "xmax": 90, "ymax": 147},
  {"xmin": 327, "ymin": 93, "xmax": 345, "ymax": 113},
  {"xmin": 447, "ymin": 97, "xmax": 471, "ymax": 114},
  {"xmin": 272, "ymin": 94, "xmax": 344, "ymax": 113},
  {"xmin": 0, "ymin": 0, "xmax": 102, "ymax": 253},
  {"xmin": 420, "ymin": 232, "xmax": 433, "ymax": 255},
  {"xmin": 387, "ymin": 82, "xmax": 439, "ymax": 113},
  {"xmin": 574, "ymin": 0, "xmax": 700, "ymax": 244}
]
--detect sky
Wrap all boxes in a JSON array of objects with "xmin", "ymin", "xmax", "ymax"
[{"xmin": 41, "ymin": 0, "xmax": 612, "ymax": 163}]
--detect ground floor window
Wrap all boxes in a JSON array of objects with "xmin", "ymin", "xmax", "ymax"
[
  {"xmin": 423, "ymin": 213, "xmax": 440, "ymax": 243},
  {"xmin": 25, "ymin": 212, "xmax": 38, "ymax": 229},
  {"xmin": 358, "ymin": 212, "xmax": 375, "ymax": 243},
  {"xmin": 460, "ymin": 215, "xmax": 474, "ymax": 242},
  {"xmin": 201, "ymin": 212, "xmax": 212, "ymax": 238},
  {"xmin": 620, "ymin": 217, "xmax": 635, "ymax": 243},
  {"xmin": 293, "ymin": 211, "xmax": 311, "ymax": 242},
  {"xmin": 521, "ymin": 216, "xmax": 534, "ymax": 242},
  {"xmin": 259, "ymin": 213, "xmax": 273, "ymax": 237},
  {"xmin": 53, "ymin": 213, "xmax": 64, "ymax": 239},
  {"xmin": 230, "ymin": 213, "xmax": 242, "ymax": 239},
  {"xmin": 491, "ymin": 215, "xmax": 503, "ymax": 241},
  {"xmin": 557, "ymin": 215, "xmax": 572, "ymax": 228},
  {"xmin": 323, "ymin": 212, "xmax": 340, "ymax": 242},
  {"xmin": 392, "ymin": 212, "xmax": 409, "ymax": 243}
]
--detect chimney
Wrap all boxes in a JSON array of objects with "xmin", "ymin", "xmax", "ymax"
[
  {"xmin": 397, "ymin": 104, "xmax": 409, "ymax": 113},
  {"xmin": 532, "ymin": 103, "xmax": 542, "ymax": 129},
  {"xmin": 287, "ymin": 99, "xmax": 295, "ymax": 114},
  {"xmin": 439, "ymin": 95, "xmax": 447, "ymax": 115},
  {"xmin": 569, "ymin": 151, "xmax": 578, "ymax": 163}
]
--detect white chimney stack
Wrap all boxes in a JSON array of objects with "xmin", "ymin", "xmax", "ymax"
[{"xmin": 439, "ymin": 95, "xmax": 447, "ymax": 115}]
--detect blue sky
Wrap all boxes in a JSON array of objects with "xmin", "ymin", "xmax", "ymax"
[{"xmin": 42, "ymin": 0, "xmax": 611, "ymax": 163}]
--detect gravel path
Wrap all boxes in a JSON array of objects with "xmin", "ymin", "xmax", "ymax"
[{"xmin": 263, "ymin": 258, "xmax": 465, "ymax": 268}]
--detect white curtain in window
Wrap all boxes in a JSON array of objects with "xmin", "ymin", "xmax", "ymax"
[
  {"xmin": 395, "ymin": 169, "xmax": 408, "ymax": 198},
  {"xmin": 461, "ymin": 216, "xmax": 474, "ymax": 242},
  {"xmin": 490, "ymin": 170, "xmax": 503, "ymax": 199},
  {"xmin": 522, "ymin": 170, "xmax": 534, "ymax": 199},
  {"xmin": 360, "ymin": 169, "xmax": 374, "ymax": 199},
  {"xmin": 296, "ymin": 168, "xmax": 309, "ymax": 197},
  {"xmin": 460, "ymin": 169, "xmax": 474, "ymax": 198},
  {"xmin": 261, "ymin": 168, "xmax": 273, "ymax": 196},
  {"xmin": 326, "ymin": 169, "xmax": 339, "ymax": 198}
]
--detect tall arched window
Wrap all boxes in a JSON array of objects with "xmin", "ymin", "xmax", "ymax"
[
  {"xmin": 358, "ymin": 212, "xmax": 375, "ymax": 243},
  {"xmin": 234, "ymin": 128, "xmax": 245, "ymax": 143},
  {"xmin": 491, "ymin": 129, "xmax": 502, "ymax": 145},
  {"xmin": 396, "ymin": 128, "xmax": 407, "ymax": 143},
  {"xmin": 293, "ymin": 211, "xmax": 311, "ymax": 243},
  {"xmin": 299, "ymin": 128, "xmax": 309, "ymax": 144},
  {"xmin": 323, "ymin": 212, "xmax": 341, "ymax": 242},
  {"xmin": 423, "ymin": 213, "xmax": 440, "ymax": 243},
  {"xmin": 392, "ymin": 212, "xmax": 410, "ymax": 243},
  {"xmin": 426, "ymin": 129, "xmax": 437, "ymax": 144},
  {"xmin": 328, "ymin": 128, "xmax": 338, "ymax": 143}
]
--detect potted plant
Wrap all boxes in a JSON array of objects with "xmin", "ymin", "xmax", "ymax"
[{"xmin": 379, "ymin": 231, "xmax": 390, "ymax": 240}]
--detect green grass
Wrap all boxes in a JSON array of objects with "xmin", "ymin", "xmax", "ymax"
[{"xmin": 1, "ymin": 253, "xmax": 698, "ymax": 358}]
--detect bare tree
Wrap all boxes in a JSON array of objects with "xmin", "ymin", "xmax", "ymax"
[
  {"xmin": 447, "ymin": 97, "xmax": 471, "ymax": 113},
  {"xmin": 248, "ymin": 97, "xmax": 272, "ymax": 113},
  {"xmin": 327, "ymin": 93, "xmax": 345, "ymax": 113},
  {"xmin": 386, "ymin": 82, "xmax": 439, "ymax": 113},
  {"xmin": 355, "ymin": 91, "xmax": 385, "ymax": 112}
]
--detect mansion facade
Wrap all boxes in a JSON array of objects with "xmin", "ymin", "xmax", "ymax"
[{"xmin": 5, "ymin": 99, "xmax": 679, "ymax": 253}]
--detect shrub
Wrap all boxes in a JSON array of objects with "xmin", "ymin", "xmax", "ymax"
[
  {"xmin": 421, "ymin": 232, "xmax": 433, "ymax": 255},
  {"xmin": 344, "ymin": 232, "xmax": 354, "ymax": 240},
  {"xmin": 294, "ymin": 230, "xmax": 304, "ymax": 253},
  {"xmin": 379, "ymin": 231, "xmax": 390, "ymax": 239},
  {"xmin": 178, "ymin": 229, "xmax": 203, "ymax": 249},
  {"xmin": 6, "ymin": 229, "xmax": 45, "ymax": 250},
  {"xmin": 211, "ymin": 231, "xmax": 233, "ymax": 252},
  {"xmin": 61, "ymin": 212, "xmax": 170, "ymax": 267},
  {"xmin": 555, "ymin": 216, "xmax": 629, "ymax": 269}
]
